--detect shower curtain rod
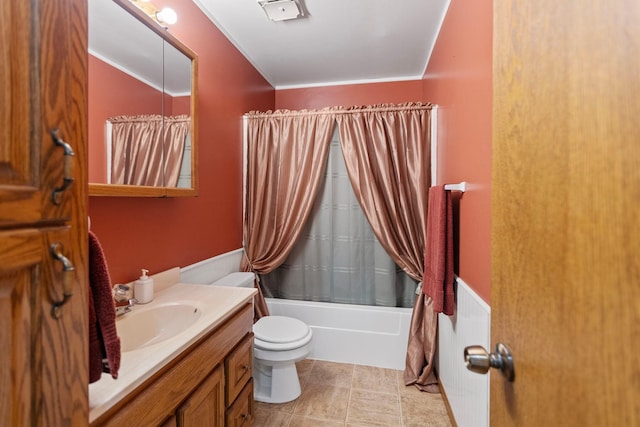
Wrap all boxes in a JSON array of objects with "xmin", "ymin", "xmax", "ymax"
[{"xmin": 243, "ymin": 103, "xmax": 434, "ymax": 118}]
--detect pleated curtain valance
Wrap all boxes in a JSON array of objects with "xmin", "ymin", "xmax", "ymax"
[{"xmin": 244, "ymin": 102, "xmax": 434, "ymax": 118}]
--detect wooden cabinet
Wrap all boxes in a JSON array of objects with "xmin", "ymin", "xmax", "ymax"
[
  {"xmin": 0, "ymin": 0, "xmax": 88, "ymax": 426},
  {"xmin": 176, "ymin": 334, "xmax": 254, "ymax": 427},
  {"xmin": 224, "ymin": 335, "xmax": 254, "ymax": 427},
  {"xmin": 177, "ymin": 366, "xmax": 225, "ymax": 427},
  {"xmin": 225, "ymin": 379, "xmax": 254, "ymax": 427},
  {"xmin": 225, "ymin": 335, "xmax": 253, "ymax": 407},
  {"xmin": 92, "ymin": 303, "xmax": 255, "ymax": 427}
]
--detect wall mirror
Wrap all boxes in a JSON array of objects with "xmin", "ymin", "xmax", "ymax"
[{"xmin": 88, "ymin": 0, "xmax": 198, "ymax": 197}]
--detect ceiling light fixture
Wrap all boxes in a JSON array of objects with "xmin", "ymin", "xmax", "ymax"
[
  {"xmin": 257, "ymin": 0, "xmax": 303, "ymax": 22},
  {"xmin": 130, "ymin": 0, "xmax": 177, "ymax": 28},
  {"xmin": 156, "ymin": 7, "xmax": 177, "ymax": 26}
]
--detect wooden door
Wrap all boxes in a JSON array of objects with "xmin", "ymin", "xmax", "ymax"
[{"xmin": 491, "ymin": 0, "xmax": 640, "ymax": 425}]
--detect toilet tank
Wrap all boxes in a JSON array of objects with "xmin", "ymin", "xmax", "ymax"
[{"xmin": 211, "ymin": 272, "xmax": 255, "ymax": 288}]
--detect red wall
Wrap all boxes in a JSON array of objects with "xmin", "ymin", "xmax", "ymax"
[
  {"xmin": 276, "ymin": 80, "xmax": 423, "ymax": 110},
  {"xmin": 421, "ymin": 0, "xmax": 492, "ymax": 303},
  {"xmin": 88, "ymin": 1, "xmax": 275, "ymax": 284},
  {"xmin": 169, "ymin": 95, "xmax": 191, "ymax": 116},
  {"xmin": 275, "ymin": 2, "xmax": 493, "ymax": 304}
]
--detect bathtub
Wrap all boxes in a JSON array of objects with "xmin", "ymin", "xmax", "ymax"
[
  {"xmin": 265, "ymin": 297, "xmax": 412, "ymax": 370},
  {"xmin": 180, "ymin": 251, "xmax": 413, "ymax": 370}
]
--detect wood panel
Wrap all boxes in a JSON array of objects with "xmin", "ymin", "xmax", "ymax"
[
  {"xmin": 36, "ymin": 227, "xmax": 88, "ymax": 426},
  {"xmin": 38, "ymin": 0, "xmax": 88, "ymax": 222},
  {"xmin": 224, "ymin": 334, "xmax": 253, "ymax": 406},
  {"xmin": 225, "ymin": 380, "xmax": 254, "ymax": 427},
  {"xmin": 491, "ymin": 0, "xmax": 640, "ymax": 425},
  {"xmin": 35, "ymin": 0, "xmax": 89, "ymax": 425},
  {"xmin": 0, "ymin": 0, "xmax": 88, "ymax": 424},
  {"xmin": 0, "ymin": 229, "xmax": 42, "ymax": 426},
  {"xmin": 0, "ymin": 0, "xmax": 39, "ymax": 223},
  {"xmin": 176, "ymin": 366, "xmax": 225, "ymax": 427}
]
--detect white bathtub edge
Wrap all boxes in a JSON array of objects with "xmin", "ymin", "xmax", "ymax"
[{"xmin": 266, "ymin": 297, "xmax": 411, "ymax": 370}]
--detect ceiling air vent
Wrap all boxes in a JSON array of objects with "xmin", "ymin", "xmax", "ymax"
[{"xmin": 257, "ymin": 0, "xmax": 303, "ymax": 22}]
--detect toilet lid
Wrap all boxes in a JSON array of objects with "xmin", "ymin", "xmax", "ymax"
[{"xmin": 253, "ymin": 316, "xmax": 310, "ymax": 343}]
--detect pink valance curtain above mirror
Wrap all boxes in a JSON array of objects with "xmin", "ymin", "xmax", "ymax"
[{"xmin": 108, "ymin": 114, "xmax": 189, "ymax": 187}]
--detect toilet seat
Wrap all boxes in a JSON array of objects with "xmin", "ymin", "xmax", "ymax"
[{"xmin": 253, "ymin": 316, "xmax": 312, "ymax": 351}]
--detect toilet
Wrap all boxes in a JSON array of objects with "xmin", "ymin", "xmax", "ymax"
[{"xmin": 211, "ymin": 272, "xmax": 312, "ymax": 404}]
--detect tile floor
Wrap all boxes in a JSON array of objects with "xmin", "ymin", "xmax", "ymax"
[{"xmin": 254, "ymin": 359, "xmax": 453, "ymax": 427}]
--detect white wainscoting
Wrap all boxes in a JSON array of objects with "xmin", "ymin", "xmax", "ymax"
[
  {"xmin": 437, "ymin": 277, "xmax": 491, "ymax": 427},
  {"xmin": 179, "ymin": 248, "xmax": 244, "ymax": 284}
]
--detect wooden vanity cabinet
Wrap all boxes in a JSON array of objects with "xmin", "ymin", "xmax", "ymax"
[{"xmin": 92, "ymin": 303, "xmax": 255, "ymax": 427}]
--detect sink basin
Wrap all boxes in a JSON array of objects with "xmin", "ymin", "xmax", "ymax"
[{"xmin": 117, "ymin": 302, "xmax": 202, "ymax": 352}]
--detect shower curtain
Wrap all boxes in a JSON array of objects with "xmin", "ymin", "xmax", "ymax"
[
  {"xmin": 261, "ymin": 127, "xmax": 417, "ymax": 307},
  {"xmin": 243, "ymin": 103, "xmax": 440, "ymax": 392},
  {"xmin": 241, "ymin": 110, "xmax": 336, "ymax": 319}
]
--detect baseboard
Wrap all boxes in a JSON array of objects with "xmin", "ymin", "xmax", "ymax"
[{"xmin": 438, "ymin": 379, "xmax": 459, "ymax": 427}]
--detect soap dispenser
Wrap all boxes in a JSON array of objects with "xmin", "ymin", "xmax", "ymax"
[{"xmin": 134, "ymin": 269, "xmax": 154, "ymax": 304}]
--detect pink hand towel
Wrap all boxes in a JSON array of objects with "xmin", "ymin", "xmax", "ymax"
[
  {"xmin": 422, "ymin": 185, "xmax": 455, "ymax": 315},
  {"xmin": 88, "ymin": 231, "xmax": 120, "ymax": 383}
]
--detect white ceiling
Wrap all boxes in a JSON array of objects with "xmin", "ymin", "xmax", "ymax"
[{"xmin": 193, "ymin": 0, "xmax": 451, "ymax": 89}]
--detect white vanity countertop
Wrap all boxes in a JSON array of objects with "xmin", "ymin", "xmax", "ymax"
[{"xmin": 88, "ymin": 283, "xmax": 257, "ymax": 423}]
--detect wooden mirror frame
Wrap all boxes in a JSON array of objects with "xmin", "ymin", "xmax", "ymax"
[{"xmin": 88, "ymin": 0, "xmax": 198, "ymax": 197}]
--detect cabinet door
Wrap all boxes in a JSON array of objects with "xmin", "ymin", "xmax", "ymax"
[
  {"xmin": 176, "ymin": 365, "xmax": 225, "ymax": 427},
  {"xmin": 35, "ymin": 0, "xmax": 89, "ymax": 424},
  {"xmin": 225, "ymin": 335, "xmax": 253, "ymax": 406},
  {"xmin": 0, "ymin": 229, "xmax": 44, "ymax": 426},
  {"xmin": 0, "ymin": 0, "xmax": 88, "ymax": 425},
  {"xmin": 225, "ymin": 380, "xmax": 254, "ymax": 427},
  {"xmin": 0, "ymin": 226, "xmax": 87, "ymax": 427},
  {"xmin": 38, "ymin": 0, "xmax": 88, "ymax": 223},
  {"xmin": 0, "ymin": 0, "xmax": 86, "ymax": 225},
  {"xmin": 36, "ymin": 227, "xmax": 88, "ymax": 426},
  {"xmin": 0, "ymin": 1, "xmax": 41, "ymax": 225}
]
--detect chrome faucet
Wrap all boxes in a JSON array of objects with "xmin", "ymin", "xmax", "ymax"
[{"xmin": 113, "ymin": 284, "xmax": 137, "ymax": 316}]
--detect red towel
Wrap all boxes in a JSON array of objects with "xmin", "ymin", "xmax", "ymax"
[
  {"xmin": 422, "ymin": 185, "xmax": 455, "ymax": 315},
  {"xmin": 88, "ymin": 231, "xmax": 120, "ymax": 383}
]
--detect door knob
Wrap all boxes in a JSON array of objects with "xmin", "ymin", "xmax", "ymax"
[{"xmin": 464, "ymin": 343, "xmax": 515, "ymax": 382}]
